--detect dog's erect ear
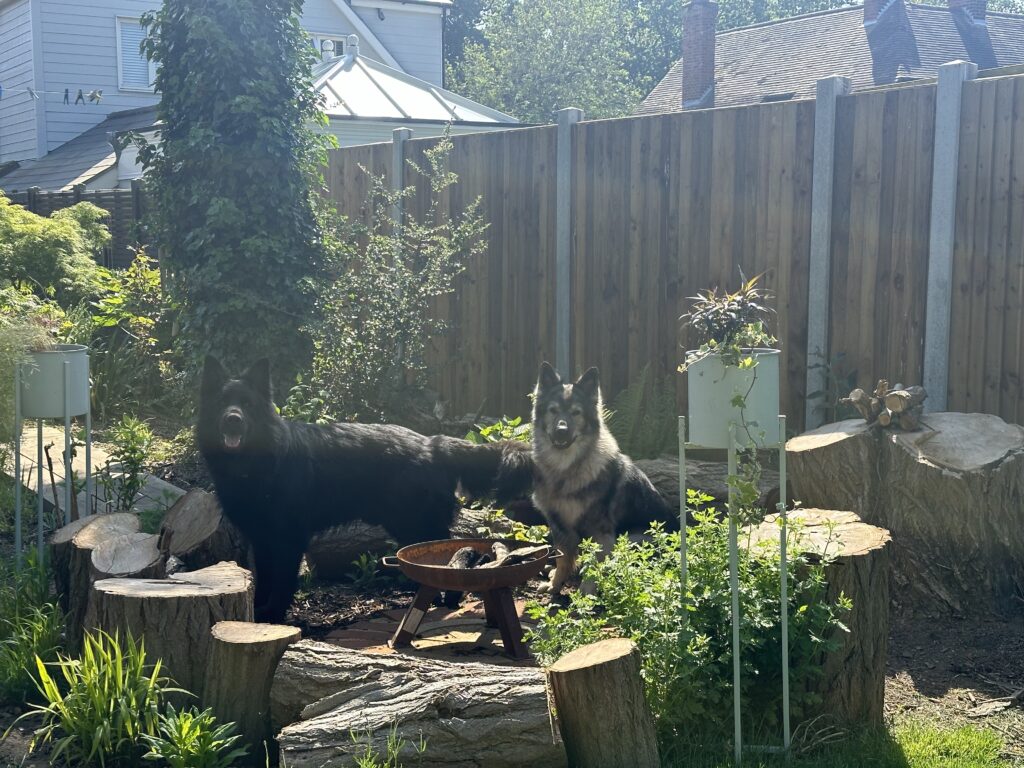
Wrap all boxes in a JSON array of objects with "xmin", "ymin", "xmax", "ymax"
[
  {"xmin": 538, "ymin": 361, "xmax": 562, "ymax": 390},
  {"xmin": 574, "ymin": 367, "xmax": 600, "ymax": 399},
  {"xmin": 201, "ymin": 355, "xmax": 227, "ymax": 396},
  {"xmin": 241, "ymin": 358, "xmax": 272, "ymax": 402}
]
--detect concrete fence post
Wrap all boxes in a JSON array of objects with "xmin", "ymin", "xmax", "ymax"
[
  {"xmin": 390, "ymin": 127, "xmax": 412, "ymax": 228},
  {"xmin": 555, "ymin": 107, "xmax": 583, "ymax": 379},
  {"xmin": 804, "ymin": 76, "xmax": 851, "ymax": 430},
  {"xmin": 923, "ymin": 60, "xmax": 976, "ymax": 412}
]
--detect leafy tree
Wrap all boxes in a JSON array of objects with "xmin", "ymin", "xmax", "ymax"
[
  {"xmin": 0, "ymin": 194, "xmax": 107, "ymax": 304},
  {"xmin": 137, "ymin": 0, "xmax": 331, "ymax": 382},
  {"xmin": 448, "ymin": 0, "xmax": 645, "ymax": 122}
]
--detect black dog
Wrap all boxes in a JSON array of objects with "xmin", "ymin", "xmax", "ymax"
[{"xmin": 197, "ymin": 356, "xmax": 532, "ymax": 622}]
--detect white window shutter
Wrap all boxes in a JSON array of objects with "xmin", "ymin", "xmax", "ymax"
[{"xmin": 119, "ymin": 20, "xmax": 151, "ymax": 89}]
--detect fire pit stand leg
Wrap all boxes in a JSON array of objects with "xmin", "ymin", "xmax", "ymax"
[
  {"xmin": 485, "ymin": 588, "xmax": 529, "ymax": 659},
  {"xmin": 389, "ymin": 585, "xmax": 439, "ymax": 649}
]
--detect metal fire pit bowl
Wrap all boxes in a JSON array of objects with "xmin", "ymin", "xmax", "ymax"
[
  {"xmin": 382, "ymin": 538, "xmax": 553, "ymax": 659},
  {"xmin": 382, "ymin": 538, "xmax": 552, "ymax": 592}
]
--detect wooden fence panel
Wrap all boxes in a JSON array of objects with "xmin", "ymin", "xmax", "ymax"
[
  {"xmin": 949, "ymin": 76, "xmax": 1024, "ymax": 422},
  {"xmin": 828, "ymin": 84, "xmax": 935, "ymax": 398}
]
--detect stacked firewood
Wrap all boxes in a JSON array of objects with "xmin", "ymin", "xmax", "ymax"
[{"xmin": 840, "ymin": 380, "xmax": 927, "ymax": 431}]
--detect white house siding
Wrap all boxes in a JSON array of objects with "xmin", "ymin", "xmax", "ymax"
[
  {"xmin": 301, "ymin": 0, "xmax": 393, "ymax": 66},
  {"xmin": 351, "ymin": 3, "xmax": 442, "ymax": 85},
  {"xmin": 0, "ymin": 0, "xmax": 39, "ymax": 162},
  {"xmin": 38, "ymin": 0, "xmax": 160, "ymax": 151}
]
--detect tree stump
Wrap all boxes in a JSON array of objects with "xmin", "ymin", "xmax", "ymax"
[
  {"xmin": 271, "ymin": 641, "xmax": 566, "ymax": 768},
  {"xmin": 50, "ymin": 515, "xmax": 105, "ymax": 614},
  {"xmin": 787, "ymin": 413, "xmax": 1024, "ymax": 616},
  {"xmin": 158, "ymin": 489, "xmax": 252, "ymax": 572},
  {"xmin": 87, "ymin": 562, "xmax": 254, "ymax": 700},
  {"xmin": 203, "ymin": 622, "xmax": 301, "ymax": 763},
  {"xmin": 785, "ymin": 420, "xmax": 878, "ymax": 516},
  {"xmin": 91, "ymin": 532, "xmax": 165, "ymax": 581},
  {"xmin": 55, "ymin": 513, "xmax": 140, "ymax": 650},
  {"xmin": 747, "ymin": 509, "xmax": 891, "ymax": 725},
  {"xmin": 547, "ymin": 638, "xmax": 659, "ymax": 768},
  {"xmin": 304, "ymin": 521, "xmax": 396, "ymax": 581}
]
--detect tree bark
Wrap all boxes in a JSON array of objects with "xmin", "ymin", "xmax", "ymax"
[
  {"xmin": 785, "ymin": 420, "xmax": 879, "ymax": 520},
  {"xmin": 91, "ymin": 532, "xmax": 165, "ymax": 581},
  {"xmin": 271, "ymin": 641, "xmax": 566, "ymax": 768},
  {"xmin": 58, "ymin": 513, "xmax": 140, "ymax": 650},
  {"xmin": 547, "ymin": 638, "xmax": 659, "ymax": 768},
  {"xmin": 304, "ymin": 521, "xmax": 396, "ymax": 581},
  {"xmin": 158, "ymin": 489, "xmax": 252, "ymax": 572},
  {"xmin": 786, "ymin": 413, "xmax": 1024, "ymax": 616},
  {"xmin": 87, "ymin": 562, "xmax": 254, "ymax": 700},
  {"xmin": 747, "ymin": 509, "xmax": 891, "ymax": 725},
  {"xmin": 203, "ymin": 622, "xmax": 301, "ymax": 763},
  {"xmin": 51, "ymin": 515, "xmax": 106, "ymax": 614}
]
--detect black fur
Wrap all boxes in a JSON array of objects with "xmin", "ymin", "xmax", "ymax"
[{"xmin": 197, "ymin": 356, "xmax": 532, "ymax": 622}]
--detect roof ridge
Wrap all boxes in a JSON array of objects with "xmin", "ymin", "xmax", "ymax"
[{"xmin": 716, "ymin": 0, "xmax": 1021, "ymax": 35}]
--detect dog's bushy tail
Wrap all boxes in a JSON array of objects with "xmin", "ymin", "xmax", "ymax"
[{"xmin": 432, "ymin": 436, "xmax": 534, "ymax": 503}]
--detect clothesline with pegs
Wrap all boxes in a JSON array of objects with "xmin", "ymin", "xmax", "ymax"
[{"xmin": 0, "ymin": 85, "xmax": 104, "ymax": 103}]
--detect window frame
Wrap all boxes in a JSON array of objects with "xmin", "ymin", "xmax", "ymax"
[{"xmin": 116, "ymin": 16, "xmax": 157, "ymax": 92}]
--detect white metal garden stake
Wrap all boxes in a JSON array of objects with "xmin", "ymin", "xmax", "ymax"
[
  {"xmin": 678, "ymin": 413, "xmax": 792, "ymax": 765},
  {"xmin": 13, "ymin": 364, "xmax": 22, "ymax": 569}
]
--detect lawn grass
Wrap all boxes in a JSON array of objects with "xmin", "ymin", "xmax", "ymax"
[{"xmin": 667, "ymin": 722, "xmax": 1006, "ymax": 767}]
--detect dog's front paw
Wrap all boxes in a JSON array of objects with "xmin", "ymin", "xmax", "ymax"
[{"xmin": 538, "ymin": 577, "xmax": 562, "ymax": 595}]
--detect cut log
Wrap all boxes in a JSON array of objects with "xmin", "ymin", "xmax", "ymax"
[
  {"xmin": 883, "ymin": 386, "xmax": 926, "ymax": 414},
  {"xmin": 50, "ymin": 515, "xmax": 105, "ymax": 614},
  {"xmin": 61, "ymin": 513, "xmax": 140, "ymax": 650},
  {"xmin": 305, "ymin": 521, "xmax": 396, "ymax": 581},
  {"xmin": 881, "ymin": 413, "xmax": 1024, "ymax": 614},
  {"xmin": 204, "ymin": 622, "xmax": 301, "ymax": 761},
  {"xmin": 271, "ymin": 641, "xmax": 566, "ymax": 768},
  {"xmin": 787, "ymin": 413, "xmax": 1024, "ymax": 616},
  {"xmin": 840, "ymin": 388, "xmax": 880, "ymax": 424},
  {"xmin": 876, "ymin": 408, "xmax": 894, "ymax": 427},
  {"xmin": 785, "ymin": 420, "xmax": 878, "ymax": 516},
  {"xmin": 747, "ymin": 509, "xmax": 891, "ymax": 725},
  {"xmin": 634, "ymin": 457, "xmax": 779, "ymax": 513},
  {"xmin": 158, "ymin": 489, "xmax": 252, "ymax": 572},
  {"xmin": 898, "ymin": 405, "xmax": 923, "ymax": 431},
  {"xmin": 547, "ymin": 638, "xmax": 659, "ymax": 767},
  {"xmin": 91, "ymin": 532, "xmax": 165, "ymax": 581},
  {"xmin": 86, "ymin": 562, "xmax": 254, "ymax": 700}
]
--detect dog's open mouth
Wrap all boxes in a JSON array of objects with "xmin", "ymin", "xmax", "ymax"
[
  {"xmin": 551, "ymin": 435, "xmax": 575, "ymax": 449},
  {"xmin": 223, "ymin": 433, "xmax": 243, "ymax": 451}
]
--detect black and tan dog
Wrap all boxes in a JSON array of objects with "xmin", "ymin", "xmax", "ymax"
[{"xmin": 531, "ymin": 362, "xmax": 675, "ymax": 593}]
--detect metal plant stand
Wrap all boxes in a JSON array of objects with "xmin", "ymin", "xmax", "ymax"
[
  {"xmin": 13, "ymin": 353, "xmax": 92, "ymax": 568},
  {"xmin": 678, "ymin": 414, "xmax": 790, "ymax": 765}
]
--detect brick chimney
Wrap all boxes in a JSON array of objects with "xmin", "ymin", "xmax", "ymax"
[
  {"xmin": 681, "ymin": 0, "xmax": 718, "ymax": 109},
  {"xmin": 949, "ymin": 0, "xmax": 987, "ymax": 25}
]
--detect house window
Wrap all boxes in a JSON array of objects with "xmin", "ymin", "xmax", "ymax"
[
  {"xmin": 309, "ymin": 34, "xmax": 347, "ymax": 59},
  {"xmin": 117, "ymin": 18, "xmax": 156, "ymax": 91}
]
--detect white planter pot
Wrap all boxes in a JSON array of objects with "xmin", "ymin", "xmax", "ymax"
[
  {"xmin": 685, "ymin": 348, "xmax": 781, "ymax": 449},
  {"xmin": 18, "ymin": 344, "xmax": 90, "ymax": 419}
]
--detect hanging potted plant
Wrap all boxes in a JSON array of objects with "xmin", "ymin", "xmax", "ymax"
[{"xmin": 679, "ymin": 272, "xmax": 780, "ymax": 449}]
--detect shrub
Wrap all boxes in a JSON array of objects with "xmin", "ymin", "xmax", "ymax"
[
  {"xmin": 0, "ymin": 193, "xmax": 108, "ymax": 305},
  {"xmin": 15, "ymin": 630, "xmax": 180, "ymax": 767},
  {"xmin": 141, "ymin": 705, "xmax": 246, "ymax": 768},
  {"xmin": 0, "ymin": 552, "xmax": 63, "ymax": 705},
  {"xmin": 97, "ymin": 416, "xmax": 155, "ymax": 514},
  {"xmin": 310, "ymin": 131, "xmax": 487, "ymax": 422},
  {"xmin": 605, "ymin": 364, "xmax": 678, "ymax": 459},
  {"xmin": 526, "ymin": 494, "xmax": 850, "ymax": 748}
]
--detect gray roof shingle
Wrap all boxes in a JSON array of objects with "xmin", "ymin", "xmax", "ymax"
[
  {"xmin": 0, "ymin": 106, "xmax": 157, "ymax": 192},
  {"xmin": 635, "ymin": 2, "xmax": 1024, "ymax": 114}
]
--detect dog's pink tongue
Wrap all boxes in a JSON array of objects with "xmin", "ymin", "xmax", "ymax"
[{"xmin": 224, "ymin": 435, "xmax": 241, "ymax": 449}]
